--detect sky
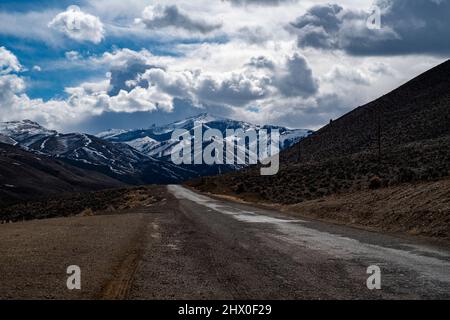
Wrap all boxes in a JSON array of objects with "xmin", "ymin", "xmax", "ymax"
[{"xmin": 0, "ymin": 0, "xmax": 449, "ymax": 133}]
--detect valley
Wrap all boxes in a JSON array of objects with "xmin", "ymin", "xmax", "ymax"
[{"xmin": 0, "ymin": 60, "xmax": 449, "ymax": 301}]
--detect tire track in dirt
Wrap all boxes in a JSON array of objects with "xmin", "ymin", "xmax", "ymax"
[{"xmin": 99, "ymin": 213, "xmax": 151, "ymax": 300}]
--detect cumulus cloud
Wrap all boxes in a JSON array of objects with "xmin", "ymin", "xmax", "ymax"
[
  {"xmin": 2, "ymin": 1, "xmax": 446, "ymax": 132},
  {"xmin": 62, "ymin": 49, "xmax": 178, "ymax": 115},
  {"xmin": 107, "ymin": 57, "xmax": 153, "ymax": 96},
  {"xmin": 87, "ymin": 48, "xmax": 273, "ymax": 109},
  {"xmin": 275, "ymin": 53, "xmax": 318, "ymax": 98},
  {"xmin": 136, "ymin": 4, "xmax": 222, "ymax": 34},
  {"xmin": 0, "ymin": 48, "xmax": 33, "ymax": 124},
  {"xmin": 1, "ymin": 41, "xmax": 440, "ymax": 133},
  {"xmin": 48, "ymin": 5, "xmax": 105, "ymax": 44},
  {"xmin": 0, "ymin": 74, "xmax": 25, "ymax": 102},
  {"xmin": 290, "ymin": 3, "xmax": 344, "ymax": 49},
  {"xmin": 291, "ymin": 0, "xmax": 450, "ymax": 56},
  {"xmin": 109, "ymin": 86, "xmax": 173, "ymax": 113},
  {"xmin": 246, "ymin": 56, "xmax": 275, "ymax": 69},
  {"xmin": 136, "ymin": 49, "xmax": 316, "ymax": 108},
  {"xmin": 196, "ymin": 72, "xmax": 270, "ymax": 106},
  {"xmin": 0, "ymin": 47, "xmax": 22, "ymax": 74},
  {"xmin": 50, "ymin": 46, "xmax": 320, "ymax": 124},
  {"xmin": 136, "ymin": 65, "xmax": 270, "ymax": 108},
  {"xmin": 324, "ymin": 65, "xmax": 371, "ymax": 86},
  {"xmin": 65, "ymin": 51, "xmax": 81, "ymax": 61},
  {"xmin": 0, "ymin": 47, "xmax": 93, "ymax": 128},
  {"xmin": 141, "ymin": 68, "xmax": 197, "ymax": 100},
  {"xmin": 0, "ymin": 47, "xmax": 172, "ymax": 130}
]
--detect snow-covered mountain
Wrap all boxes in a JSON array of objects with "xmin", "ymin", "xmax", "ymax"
[
  {"xmin": 0, "ymin": 115, "xmax": 312, "ymax": 184},
  {"xmin": 98, "ymin": 113, "xmax": 313, "ymax": 160},
  {"xmin": 0, "ymin": 120, "xmax": 194, "ymax": 183},
  {"xmin": 0, "ymin": 120, "xmax": 56, "ymax": 147}
]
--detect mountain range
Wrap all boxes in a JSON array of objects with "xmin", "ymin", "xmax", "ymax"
[
  {"xmin": 0, "ymin": 120, "xmax": 194, "ymax": 184},
  {"xmin": 0, "ymin": 114, "xmax": 311, "ymax": 203},
  {"xmin": 97, "ymin": 113, "xmax": 312, "ymax": 159}
]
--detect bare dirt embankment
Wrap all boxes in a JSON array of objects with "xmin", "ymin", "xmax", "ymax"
[{"xmin": 283, "ymin": 178, "xmax": 450, "ymax": 241}]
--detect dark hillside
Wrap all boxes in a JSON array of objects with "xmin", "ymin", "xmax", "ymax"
[
  {"xmin": 284, "ymin": 60, "xmax": 450, "ymax": 162},
  {"xmin": 0, "ymin": 143, "xmax": 124, "ymax": 206}
]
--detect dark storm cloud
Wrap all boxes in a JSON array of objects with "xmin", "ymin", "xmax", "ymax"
[
  {"xmin": 275, "ymin": 53, "xmax": 318, "ymax": 98},
  {"xmin": 291, "ymin": 0, "xmax": 450, "ymax": 56},
  {"xmin": 107, "ymin": 57, "xmax": 156, "ymax": 96},
  {"xmin": 290, "ymin": 3, "xmax": 344, "ymax": 49},
  {"xmin": 140, "ymin": 4, "xmax": 222, "ymax": 34},
  {"xmin": 196, "ymin": 73, "xmax": 269, "ymax": 106}
]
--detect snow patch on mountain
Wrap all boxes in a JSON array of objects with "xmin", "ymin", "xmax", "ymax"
[
  {"xmin": 0, "ymin": 120, "xmax": 57, "ymax": 147},
  {"xmin": 0, "ymin": 134, "xmax": 17, "ymax": 146},
  {"xmin": 98, "ymin": 113, "xmax": 313, "ymax": 160},
  {"xmin": 97, "ymin": 128, "xmax": 130, "ymax": 139}
]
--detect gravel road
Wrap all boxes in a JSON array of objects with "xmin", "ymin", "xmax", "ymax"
[{"xmin": 0, "ymin": 185, "xmax": 449, "ymax": 299}]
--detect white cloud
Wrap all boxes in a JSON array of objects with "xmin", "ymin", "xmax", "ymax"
[
  {"xmin": 110, "ymin": 86, "xmax": 173, "ymax": 113},
  {"xmin": 0, "ymin": 74, "xmax": 25, "ymax": 102},
  {"xmin": 48, "ymin": 5, "xmax": 105, "ymax": 44},
  {"xmin": 0, "ymin": 48, "xmax": 102, "ymax": 130},
  {"xmin": 0, "ymin": 74, "xmax": 89, "ymax": 131},
  {"xmin": 324, "ymin": 65, "xmax": 371, "ymax": 86},
  {"xmin": 65, "ymin": 51, "xmax": 81, "ymax": 61},
  {"xmin": 74, "ymin": 46, "xmax": 321, "ymax": 115},
  {"xmin": 0, "ymin": 47, "xmax": 22, "ymax": 74},
  {"xmin": 6, "ymin": 43, "xmax": 436, "ymax": 131},
  {"xmin": 0, "ymin": 10, "xmax": 62, "ymax": 45},
  {"xmin": 0, "ymin": 1, "xmax": 446, "ymax": 132}
]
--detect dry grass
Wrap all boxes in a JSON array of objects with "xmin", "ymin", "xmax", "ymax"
[
  {"xmin": 0, "ymin": 186, "xmax": 165, "ymax": 223},
  {"xmin": 281, "ymin": 178, "xmax": 450, "ymax": 241}
]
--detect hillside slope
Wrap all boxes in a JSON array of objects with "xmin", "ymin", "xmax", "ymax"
[
  {"xmin": 284, "ymin": 59, "xmax": 450, "ymax": 162},
  {"xmin": 0, "ymin": 143, "xmax": 123, "ymax": 206}
]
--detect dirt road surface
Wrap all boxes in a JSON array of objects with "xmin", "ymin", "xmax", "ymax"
[{"xmin": 0, "ymin": 185, "xmax": 449, "ymax": 299}]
